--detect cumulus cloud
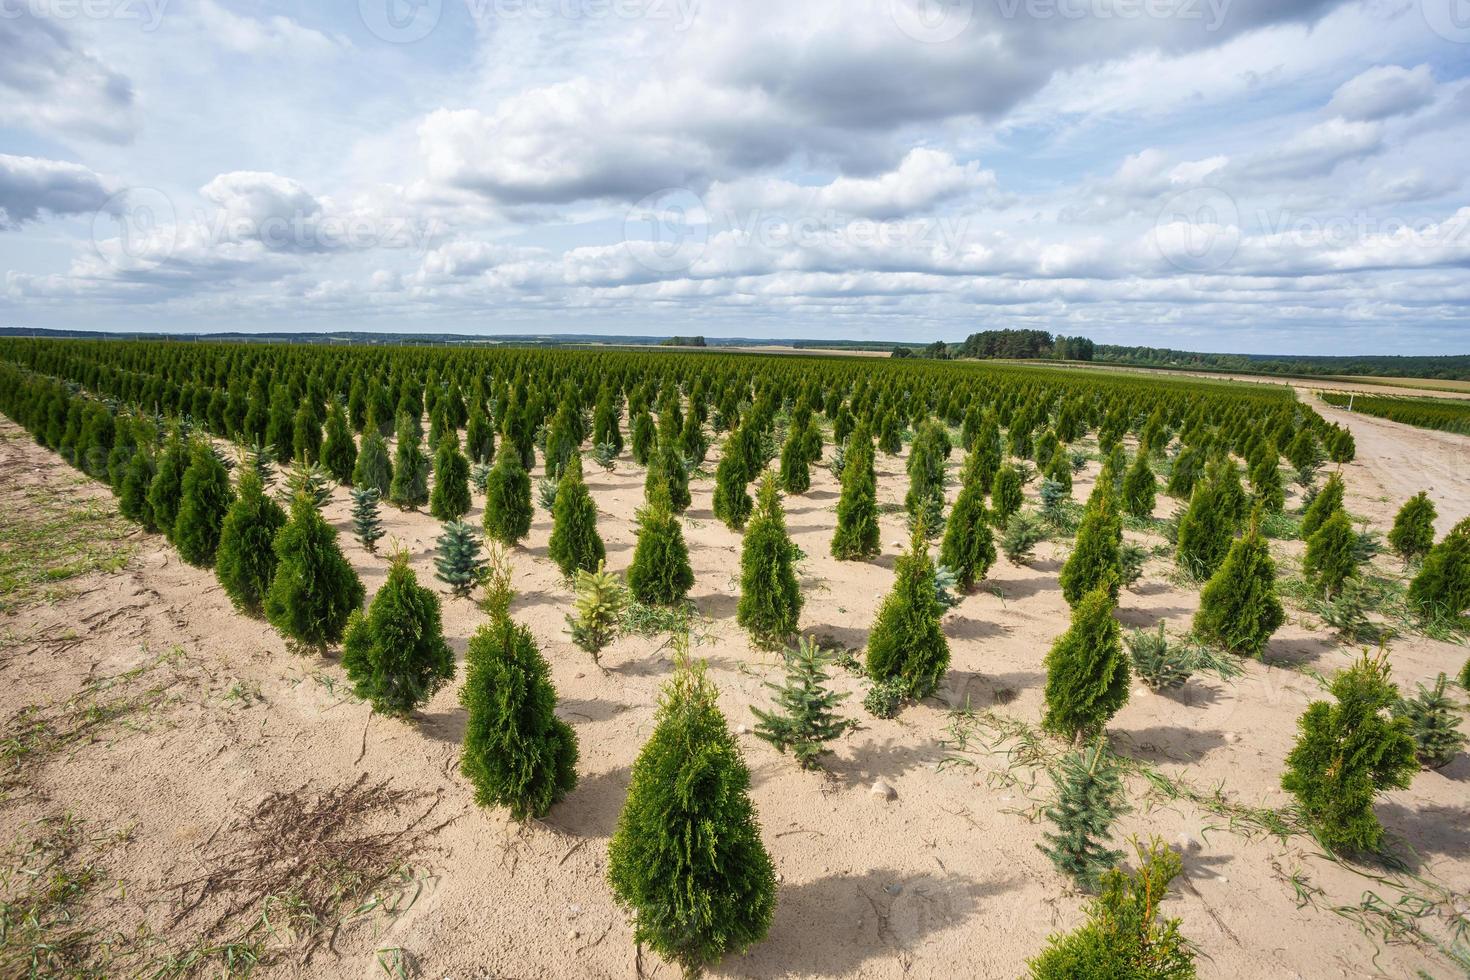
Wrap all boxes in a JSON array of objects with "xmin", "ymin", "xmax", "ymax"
[
  {"xmin": 0, "ymin": 9, "xmax": 138, "ymax": 143},
  {"xmin": 1328, "ymin": 64, "xmax": 1436, "ymax": 121},
  {"xmin": 0, "ymin": 155, "xmax": 118, "ymax": 229},
  {"xmin": 1233, "ymin": 118, "xmax": 1383, "ymax": 181}
]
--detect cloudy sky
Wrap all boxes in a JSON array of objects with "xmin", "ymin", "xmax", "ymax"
[{"xmin": 1, "ymin": 0, "xmax": 1468, "ymax": 353}]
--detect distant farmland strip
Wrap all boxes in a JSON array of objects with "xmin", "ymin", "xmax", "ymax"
[{"xmin": 1320, "ymin": 390, "xmax": 1470, "ymax": 435}]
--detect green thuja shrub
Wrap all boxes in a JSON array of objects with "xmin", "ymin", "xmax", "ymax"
[
  {"xmin": 1122, "ymin": 452, "xmax": 1156, "ymax": 520},
  {"xmin": 174, "ymin": 442, "xmax": 235, "ymax": 567},
  {"xmin": 1393, "ymin": 673, "xmax": 1466, "ymax": 770},
  {"xmin": 264, "ymin": 493, "xmax": 365, "ymax": 651},
  {"xmin": 1299, "ymin": 472, "xmax": 1344, "ymax": 540},
  {"xmin": 1038, "ymin": 739, "xmax": 1129, "ymax": 890},
  {"xmin": 752, "ymin": 636, "xmax": 853, "ymax": 770},
  {"xmin": 434, "ymin": 520, "xmax": 486, "ymax": 597},
  {"xmin": 1387, "ymin": 491, "xmax": 1436, "ymax": 565},
  {"xmin": 350, "ymin": 486, "xmax": 385, "ymax": 553},
  {"xmin": 1281, "ymin": 650, "xmax": 1417, "ymax": 853},
  {"xmin": 460, "ymin": 614, "xmax": 579, "ymax": 819},
  {"xmin": 119, "ymin": 446, "xmax": 158, "ymax": 530},
  {"xmin": 865, "ymin": 520, "xmax": 949, "ymax": 700},
  {"xmin": 548, "ymin": 455, "xmax": 605, "ymax": 577},
  {"xmin": 1193, "ymin": 512, "xmax": 1283, "ymax": 658},
  {"xmin": 630, "ymin": 406, "xmax": 656, "ymax": 465},
  {"xmin": 1249, "ymin": 452, "xmax": 1284, "ymax": 513},
  {"xmin": 778, "ymin": 424, "xmax": 810, "ymax": 494},
  {"xmin": 567, "ymin": 561, "xmax": 625, "ymax": 658},
  {"xmin": 215, "ymin": 468, "xmax": 286, "ymax": 616},
  {"xmin": 352, "ymin": 426, "xmax": 393, "ymax": 495},
  {"xmin": 342, "ymin": 551, "xmax": 454, "ymax": 717},
  {"xmin": 1461, "ymin": 657, "xmax": 1470, "ymax": 690},
  {"xmin": 429, "ymin": 433, "xmax": 471, "ymax": 521},
  {"xmin": 991, "ymin": 462, "xmax": 1024, "ymax": 525},
  {"xmin": 608, "ymin": 660, "xmax": 776, "ymax": 977},
  {"xmin": 737, "ymin": 474, "xmax": 803, "ymax": 646},
  {"xmin": 148, "ymin": 434, "xmax": 189, "ymax": 542},
  {"xmin": 1042, "ymin": 584, "xmax": 1128, "ymax": 742},
  {"xmin": 389, "ymin": 414, "xmax": 430, "ymax": 510},
  {"xmin": 939, "ymin": 447, "xmax": 997, "ymax": 590},
  {"xmin": 713, "ymin": 425, "xmax": 754, "ymax": 530},
  {"xmin": 1175, "ymin": 479, "xmax": 1231, "ymax": 580},
  {"xmin": 321, "ymin": 401, "xmax": 357, "ymax": 484},
  {"xmin": 1303, "ymin": 508, "xmax": 1358, "ymax": 598},
  {"xmin": 1059, "ymin": 491, "xmax": 1123, "ymax": 607},
  {"xmin": 1408, "ymin": 517, "xmax": 1470, "ymax": 624},
  {"xmin": 627, "ymin": 483, "xmax": 695, "ymax": 605},
  {"xmin": 1028, "ymin": 838, "xmax": 1197, "ymax": 979},
  {"xmin": 483, "ymin": 443, "xmax": 533, "ymax": 546},
  {"xmin": 831, "ymin": 422, "xmax": 880, "ymax": 560}
]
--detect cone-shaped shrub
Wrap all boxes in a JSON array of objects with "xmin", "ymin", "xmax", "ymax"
[
  {"xmin": 1299, "ymin": 472, "xmax": 1344, "ymax": 540},
  {"xmin": 321, "ymin": 402, "xmax": 357, "ymax": 484},
  {"xmin": 1042, "ymin": 584, "xmax": 1128, "ymax": 742},
  {"xmin": 991, "ymin": 463, "xmax": 1024, "ymax": 525},
  {"xmin": 1175, "ymin": 479, "xmax": 1231, "ymax": 579},
  {"xmin": 483, "ymin": 442, "xmax": 533, "ymax": 546},
  {"xmin": 630, "ymin": 406, "xmax": 655, "ymax": 465},
  {"xmin": 148, "ymin": 434, "xmax": 189, "ymax": 542},
  {"xmin": 459, "ymin": 614, "xmax": 578, "ymax": 819},
  {"xmin": 1281, "ymin": 650, "xmax": 1417, "ymax": 853},
  {"xmin": 1394, "ymin": 673, "xmax": 1466, "ymax": 770},
  {"xmin": 1038, "ymin": 739, "xmax": 1129, "ymax": 890},
  {"xmin": 342, "ymin": 552, "xmax": 454, "ymax": 717},
  {"xmin": 627, "ymin": 482, "xmax": 694, "ymax": 604},
  {"xmin": 216, "ymin": 468, "xmax": 286, "ymax": 615},
  {"xmin": 548, "ymin": 455, "xmax": 605, "ymax": 577},
  {"xmin": 264, "ymin": 493, "xmax": 365, "ymax": 651},
  {"xmin": 904, "ymin": 420, "xmax": 947, "ymax": 525},
  {"xmin": 291, "ymin": 403, "xmax": 321, "ymax": 464},
  {"xmin": 465, "ymin": 402, "xmax": 495, "ymax": 464},
  {"xmin": 1249, "ymin": 452, "xmax": 1284, "ymax": 513},
  {"xmin": 939, "ymin": 449, "xmax": 997, "ymax": 590},
  {"xmin": 350, "ymin": 486, "xmax": 385, "ymax": 553},
  {"xmin": 713, "ymin": 425, "xmax": 754, "ymax": 530},
  {"xmin": 778, "ymin": 424, "xmax": 810, "ymax": 494},
  {"xmin": 434, "ymin": 520, "xmax": 486, "ymax": 597},
  {"xmin": 1121, "ymin": 452, "xmax": 1156, "ymax": 520},
  {"xmin": 1165, "ymin": 444, "xmax": 1204, "ymax": 500},
  {"xmin": 544, "ymin": 400, "xmax": 580, "ymax": 480},
  {"xmin": 1059, "ymin": 492, "xmax": 1123, "ymax": 607},
  {"xmin": 752, "ymin": 636, "xmax": 851, "ymax": 770},
  {"xmin": 119, "ymin": 447, "xmax": 158, "ymax": 530},
  {"xmin": 608, "ymin": 661, "xmax": 777, "ymax": 977},
  {"xmin": 679, "ymin": 411, "xmax": 707, "ymax": 467},
  {"xmin": 647, "ymin": 437, "xmax": 692, "ymax": 514},
  {"xmin": 352, "ymin": 427, "xmax": 393, "ymax": 495},
  {"xmin": 1388, "ymin": 491, "xmax": 1436, "ymax": 565},
  {"xmin": 737, "ymin": 474, "xmax": 803, "ymax": 646},
  {"xmin": 592, "ymin": 384, "xmax": 623, "ymax": 455},
  {"xmin": 429, "ymin": 433, "xmax": 471, "ymax": 521},
  {"xmin": 865, "ymin": 520, "xmax": 949, "ymax": 699},
  {"xmin": 389, "ymin": 414, "xmax": 430, "ymax": 510},
  {"xmin": 567, "ymin": 561, "xmax": 625, "ymax": 657},
  {"xmin": 174, "ymin": 442, "xmax": 235, "ymax": 567},
  {"xmin": 1408, "ymin": 517, "xmax": 1470, "ymax": 622},
  {"xmin": 1193, "ymin": 512, "xmax": 1283, "ymax": 658},
  {"xmin": 1303, "ymin": 508, "xmax": 1358, "ymax": 598},
  {"xmin": 831, "ymin": 423, "xmax": 879, "ymax": 560}
]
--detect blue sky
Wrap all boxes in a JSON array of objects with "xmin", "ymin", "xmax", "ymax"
[{"xmin": 2, "ymin": 0, "xmax": 1469, "ymax": 354}]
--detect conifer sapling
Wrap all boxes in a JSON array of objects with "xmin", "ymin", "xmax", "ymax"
[
  {"xmin": 434, "ymin": 520, "xmax": 486, "ymax": 597},
  {"xmin": 342, "ymin": 550, "xmax": 455, "ymax": 717},
  {"xmin": 752, "ymin": 636, "xmax": 853, "ymax": 769}
]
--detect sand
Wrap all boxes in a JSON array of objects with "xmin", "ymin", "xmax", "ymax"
[{"xmin": 1, "ymin": 408, "xmax": 1467, "ymax": 979}]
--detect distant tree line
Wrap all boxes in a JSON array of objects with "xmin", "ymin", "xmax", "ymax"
[
  {"xmin": 1092, "ymin": 346, "xmax": 1470, "ymax": 382},
  {"xmin": 892, "ymin": 330, "xmax": 1095, "ymax": 362},
  {"xmin": 661, "ymin": 336, "xmax": 707, "ymax": 347}
]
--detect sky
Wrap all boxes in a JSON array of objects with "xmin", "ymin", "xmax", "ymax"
[{"xmin": 1, "ymin": 0, "xmax": 1468, "ymax": 354}]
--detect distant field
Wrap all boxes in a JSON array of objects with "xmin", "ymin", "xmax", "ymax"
[{"xmin": 1318, "ymin": 390, "xmax": 1470, "ymax": 435}]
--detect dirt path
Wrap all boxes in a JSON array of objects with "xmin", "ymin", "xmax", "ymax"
[{"xmin": 1, "ymin": 417, "xmax": 1466, "ymax": 979}]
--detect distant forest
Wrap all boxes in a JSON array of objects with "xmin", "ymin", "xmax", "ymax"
[{"xmin": 893, "ymin": 329, "xmax": 1094, "ymax": 361}]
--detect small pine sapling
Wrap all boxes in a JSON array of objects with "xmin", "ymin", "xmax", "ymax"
[
  {"xmin": 567, "ymin": 561, "xmax": 625, "ymax": 659},
  {"xmin": 341, "ymin": 551, "xmax": 455, "ymax": 717},
  {"xmin": 1038, "ymin": 739, "xmax": 1130, "ymax": 890},
  {"xmin": 1042, "ymin": 584, "xmax": 1129, "ymax": 742},
  {"xmin": 1387, "ymin": 491, "xmax": 1436, "ymax": 565},
  {"xmin": 1393, "ymin": 673, "xmax": 1466, "ymax": 770},
  {"xmin": 280, "ymin": 457, "xmax": 333, "ymax": 509},
  {"xmin": 434, "ymin": 520, "xmax": 486, "ymax": 597},
  {"xmin": 1281, "ymin": 650, "xmax": 1418, "ymax": 853},
  {"xmin": 752, "ymin": 636, "xmax": 853, "ymax": 769},
  {"xmin": 1126, "ymin": 624, "xmax": 1193, "ymax": 691},
  {"xmin": 460, "ymin": 615, "xmax": 579, "ymax": 819},
  {"xmin": 1001, "ymin": 511, "xmax": 1047, "ymax": 564},
  {"xmin": 350, "ymin": 486, "xmax": 385, "ymax": 553}
]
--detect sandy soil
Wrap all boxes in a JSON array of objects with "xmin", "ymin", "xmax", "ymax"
[{"xmin": 1, "ymin": 410, "xmax": 1467, "ymax": 979}]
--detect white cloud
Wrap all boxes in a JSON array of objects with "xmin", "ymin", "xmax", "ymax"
[
  {"xmin": 0, "ymin": 10, "xmax": 138, "ymax": 143},
  {"xmin": 1328, "ymin": 64, "xmax": 1436, "ymax": 121},
  {"xmin": 0, "ymin": 155, "xmax": 118, "ymax": 229}
]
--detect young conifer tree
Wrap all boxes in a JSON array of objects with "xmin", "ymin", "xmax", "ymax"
[
  {"xmin": 1281, "ymin": 650, "xmax": 1417, "ymax": 853},
  {"xmin": 865, "ymin": 519, "xmax": 949, "ymax": 699},
  {"xmin": 352, "ymin": 426, "xmax": 393, "ymax": 495},
  {"xmin": 1394, "ymin": 673, "xmax": 1466, "ymax": 770},
  {"xmin": 778, "ymin": 424, "xmax": 811, "ymax": 494},
  {"xmin": 1121, "ymin": 452, "xmax": 1156, "ymax": 520},
  {"xmin": 627, "ymin": 482, "xmax": 695, "ymax": 604},
  {"xmin": 991, "ymin": 463, "xmax": 1024, "ymax": 525},
  {"xmin": 1388, "ymin": 491, "xmax": 1436, "ymax": 565},
  {"xmin": 713, "ymin": 424, "xmax": 755, "ymax": 530},
  {"xmin": 216, "ymin": 468, "xmax": 286, "ymax": 615},
  {"xmin": 429, "ymin": 431, "xmax": 471, "ymax": 521},
  {"xmin": 1249, "ymin": 450, "xmax": 1285, "ymax": 513},
  {"xmin": 119, "ymin": 446, "xmax": 158, "ymax": 530},
  {"xmin": 148, "ymin": 433, "xmax": 190, "ymax": 542},
  {"xmin": 630, "ymin": 405, "xmax": 656, "ymax": 465},
  {"xmin": 389, "ymin": 413, "xmax": 430, "ymax": 510},
  {"xmin": 321, "ymin": 401, "xmax": 358, "ymax": 484},
  {"xmin": 608, "ymin": 660, "xmax": 777, "ymax": 977},
  {"xmin": 939, "ymin": 445, "xmax": 997, "ymax": 590},
  {"xmin": 592, "ymin": 384, "xmax": 623, "ymax": 455},
  {"xmin": 1175, "ymin": 478, "xmax": 1231, "ymax": 579},
  {"xmin": 1059, "ymin": 490, "xmax": 1123, "ymax": 607},
  {"xmin": 460, "ymin": 614, "xmax": 579, "ymax": 819},
  {"xmin": 434, "ymin": 520, "xmax": 486, "ymax": 597},
  {"xmin": 1038, "ymin": 739, "xmax": 1130, "ymax": 890},
  {"xmin": 904, "ymin": 420, "xmax": 947, "ymax": 529},
  {"xmin": 264, "ymin": 493, "xmax": 365, "ymax": 651},
  {"xmin": 548, "ymin": 454, "xmax": 605, "ymax": 577},
  {"xmin": 1299, "ymin": 471, "xmax": 1345, "ymax": 540},
  {"xmin": 1193, "ymin": 510, "xmax": 1284, "ymax": 658},
  {"xmin": 647, "ymin": 435, "xmax": 692, "ymax": 514},
  {"xmin": 483, "ymin": 442, "xmax": 533, "ymax": 546},
  {"xmin": 1304, "ymin": 508, "xmax": 1358, "ymax": 598},
  {"xmin": 1042, "ymin": 584, "xmax": 1129, "ymax": 742},
  {"xmin": 174, "ymin": 441, "xmax": 236, "ymax": 567},
  {"xmin": 1408, "ymin": 517, "xmax": 1470, "ymax": 622},
  {"xmin": 831, "ymin": 421, "xmax": 880, "ymax": 560},
  {"xmin": 752, "ymin": 636, "xmax": 852, "ymax": 770},
  {"xmin": 465, "ymin": 402, "xmax": 495, "ymax": 464},
  {"xmin": 341, "ymin": 551, "xmax": 455, "ymax": 717},
  {"xmin": 736, "ymin": 473, "xmax": 803, "ymax": 646},
  {"xmin": 350, "ymin": 486, "xmax": 385, "ymax": 553},
  {"xmin": 567, "ymin": 561, "xmax": 625, "ymax": 658}
]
